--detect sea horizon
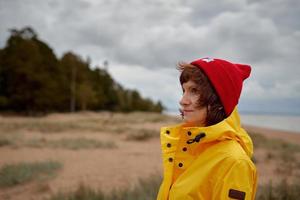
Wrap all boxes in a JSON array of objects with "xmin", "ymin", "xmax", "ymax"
[{"xmin": 164, "ymin": 110, "xmax": 300, "ymax": 133}]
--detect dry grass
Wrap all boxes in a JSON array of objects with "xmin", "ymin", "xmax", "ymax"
[
  {"xmin": 1, "ymin": 112, "xmax": 300, "ymax": 200},
  {"xmin": 49, "ymin": 174, "xmax": 162, "ymax": 200},
  {"xmin": 26, "ymin": 137, "xmax": 117, "ymax": 150},
  {"xmin": 256, "ymin": 179, "xmax": 300, "ymax": 200},
  {"xmin": 0, "ymin": 111, "xmax": 178, "ymax": 135},
  {"xmin": 125, "ymin": 129, "xmax": 158, "ymax": 141},
  {"xmin": 0, "ymin": 111, "xmax": 177, "ymax": 150},
  {"xmin": 0, "ymin": 133, "xmax": 116, "ymax": 150},
  {"xmin": 0, "ymin": 161, "xmax": 62, "ymax": 188},
  {"xmin": 250, "ymin": 132, "xmax": 300, "ymax": 152},
  {"xmin": 249, "ymin": 131, "xmax": 300, "ymax": 183},
  {"xmin": 50, "ymin": 175, "xmax": 300, "ymax": 200}
]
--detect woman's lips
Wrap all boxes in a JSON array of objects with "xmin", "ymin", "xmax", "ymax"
[{"xmin": 183, "ymin": 110, "xmax": 193, "ymax": 113}]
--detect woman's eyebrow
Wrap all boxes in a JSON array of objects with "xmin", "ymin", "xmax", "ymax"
[
  {"xmin": 182, "ymin": 85, "xmax": 196, "ymax": 91},
  {"xmin": 186, "ymin": 85, "xmax": 196, "ymax": 89}
]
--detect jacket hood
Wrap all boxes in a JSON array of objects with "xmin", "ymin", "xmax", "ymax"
[{"xmin": 161, "ymin": 106, "xmax": 253, "ymax": 158}]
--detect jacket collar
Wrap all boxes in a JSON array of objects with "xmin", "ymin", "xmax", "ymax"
[{"xmin": 161, "ymin": 106, "xmax": 253, "ymax": 158}]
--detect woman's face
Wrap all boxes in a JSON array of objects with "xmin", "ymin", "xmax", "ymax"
[{"xmin": 180, "ymin": 80, "xmax": 207, "ymax": 127}]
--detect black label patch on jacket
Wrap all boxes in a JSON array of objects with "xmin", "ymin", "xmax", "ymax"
[{"xmin": 228, "ymin": 189, "xmax": 246, "ymax": 200}]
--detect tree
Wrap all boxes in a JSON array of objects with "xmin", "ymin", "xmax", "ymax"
[
  {"xmin": 0, "ymin": 26, "xmax": 65, "ymax": 114},
  {"xmin": 0, "ymin": 27, "xmax": 165, "ymax": 114}
]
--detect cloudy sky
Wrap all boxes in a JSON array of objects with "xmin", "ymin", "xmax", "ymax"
[{"xmin": 1, "ymin": 0, "xmax": 299, "ymax": 115}]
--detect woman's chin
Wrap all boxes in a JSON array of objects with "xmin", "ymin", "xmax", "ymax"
[
  {"xmin": 183, "ymin": 118, "xmax": 205, "ymax": 127},
  {"xmin": 183, "ymin": 118, "xmax": 195, "ymax": 126}
]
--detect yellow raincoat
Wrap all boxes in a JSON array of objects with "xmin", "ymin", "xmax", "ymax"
[{"xmin": 157, "ymin": 107, "xmax": 257, "ymax": 200}]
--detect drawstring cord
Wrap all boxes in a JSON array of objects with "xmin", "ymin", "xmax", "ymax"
[{"xmin": 187, "ymin": 132, "xmax": 206, "ymax": 144}]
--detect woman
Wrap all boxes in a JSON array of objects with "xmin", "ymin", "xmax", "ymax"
[{"xmin": 156, "ymin": 58, "xmax": 257, "ymax": 200}]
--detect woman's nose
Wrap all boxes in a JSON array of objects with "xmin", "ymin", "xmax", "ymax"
[{"xmin": 180, "ymin": 93, "xmax": 190, "ymax": 106}]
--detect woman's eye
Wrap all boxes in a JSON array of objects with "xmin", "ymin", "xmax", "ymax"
[{"xmin": 191, "ymin": 88, "xmax": 197, "ymax": 93}]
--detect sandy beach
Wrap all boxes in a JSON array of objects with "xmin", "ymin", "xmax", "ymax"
[{"xmin": 0, "ymin": 112, "xmax": 300, "ymax": 200}]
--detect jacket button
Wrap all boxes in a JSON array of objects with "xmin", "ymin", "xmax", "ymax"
[
  {"xmin": 167, "ymin": 143, "xmax": 171, "ymax": 148},
  {"xmin": 168, "ymin": 157, "xmax": 173, "ymax": 162},
  {"xmin": 187, "ymin": 131, "xmax": 192, "ymax": 136},
  {"xmin": 182, "ymin": 147, "xmax": 187, "ymax": 151},
  {"xmin": 166, "ymin": 130, "xmax": 170, "ymax": 134},
  {"xmin": 178, "ymin": 163, "xmax": 183, "ymax": 167}
]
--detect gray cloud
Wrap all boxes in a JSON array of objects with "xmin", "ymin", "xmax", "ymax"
[
  {"xmin": 247, "ymin": 0, "xmax": 300, "ymax": 33},
  {"xmin": 0, "ymin": 0, "xmax": 299, "ymax": 113}
]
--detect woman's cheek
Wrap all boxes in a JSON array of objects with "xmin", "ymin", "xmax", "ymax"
[{"xmin": 191, "ymin": 94, "xmax": 199, "ymax": 105}]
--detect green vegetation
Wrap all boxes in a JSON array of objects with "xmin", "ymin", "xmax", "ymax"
[
  {"xmin": 0, "ymin": 137, "xmax": 11, "ymax": 147},
  {"xmin": 249, "ymin": 132, "xmax": 300, "ymax": 152},
  {"xmin": 126, "ymin": 129, "xmax": 158, "ymax": 141},
  {"xmin": 49, "ymin": 174, "xmax": 300, "ymax": 200},
  {"xmin": 0, "ymin": 121, "xmax": 81, "ymax": 133},
  {"xmin": 0, "ymin": 132, "xmax": 22, "ymax": 147},
  {"xmin": 27, "ymin": 137, "xmax": 117, "ymax": 150},
  {"xmin": 49, "ymin": 175, "xmax": 162, "ymax": 200},
  {"xmin": 0, "ymin": 161, "xmax": 62, "ymax": 187},
  {"xmin": 0, "ymin": 27, "xmax": 164, "ymax": 115},
  {"xmin": 250, "ymin": 132, "xmax": 300, "ymax": 180},
  {"xmin": 0, "ymin": 133, "xmax": 116, "ymax": 150},
  {"xmin": 0, "ymin": 112, "xmax": 175, "ymax": 135},
  {"xmin": 256, "ymin": 179, "xmax": 300, "ymax": 200}
]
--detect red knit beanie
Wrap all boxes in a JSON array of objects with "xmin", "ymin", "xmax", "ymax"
[{"xmin": 190, "ymin": 58, "xmax": 251, "ymax": 116}]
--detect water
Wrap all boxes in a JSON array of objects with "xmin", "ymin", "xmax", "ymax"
[
  {"xmin": 164, "ymin": 110, "xmax": 300, "ymax": 133},
  {"xmin": 240, "ymin": 114, "xmax": 300, "ymax": 133}
]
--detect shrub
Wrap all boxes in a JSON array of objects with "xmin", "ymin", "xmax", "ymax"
[{"xmin": 0, "ymin": 161, "xmax": 62, "ymax": 187}]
